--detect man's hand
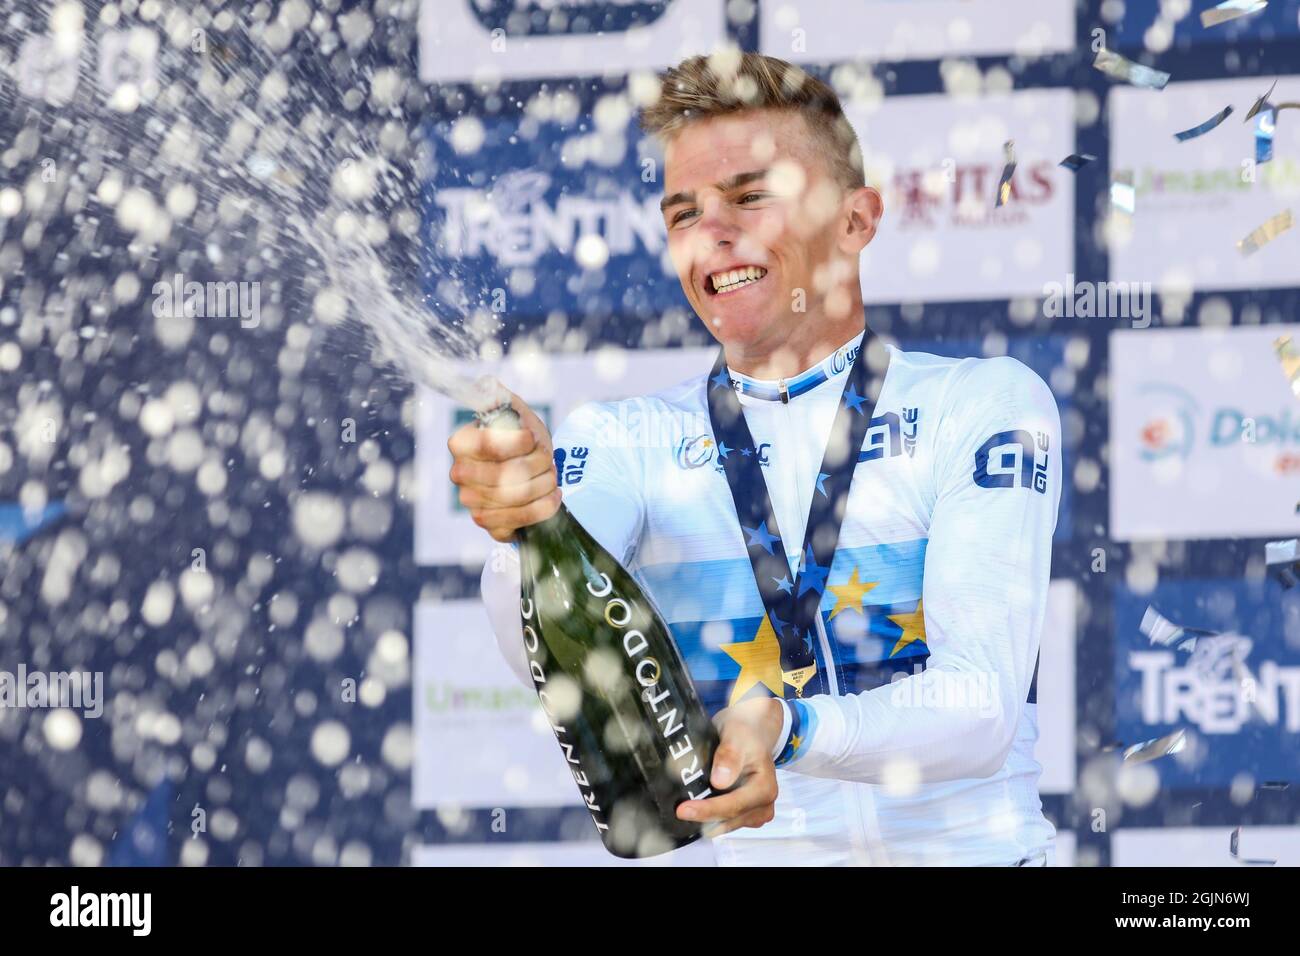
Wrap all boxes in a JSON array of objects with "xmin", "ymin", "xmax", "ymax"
[
  {"xmin": 675, "ymin": 696, "xmax": 785, "ymax": 837},
  {"xmin": 448, "ymin": 384, "xmax": 562, "ymax": 542}
]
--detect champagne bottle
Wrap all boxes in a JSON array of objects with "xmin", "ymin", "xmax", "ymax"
[{"xmin": 478, "ymin": 404, "xmax": 722, "ymax": 859}]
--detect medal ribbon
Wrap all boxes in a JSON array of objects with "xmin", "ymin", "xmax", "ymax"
[{"xmin": 705, "ymin": 328, "xmax": 878, "ymax": 699}]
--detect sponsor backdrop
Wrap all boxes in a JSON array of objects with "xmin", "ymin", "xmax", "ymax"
[
  {"xmin": 1109, "ymin": 76, "xmax": 1300, "ymax": 293},
  {"xmin": 1111, "ymin": 326, "xmax": 1300, "ymax": 542},
  {"xmin": 4, "ymin": 0, "xmax": 1299, "ymax": 868},
  {"xmin": 407, "ymin": 0, "xmax": 1300, "ymax": 866}
]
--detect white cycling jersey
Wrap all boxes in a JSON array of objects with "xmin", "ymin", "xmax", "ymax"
[{"xmin": 481, "ymin": 330, "xmax": 1061, "ymax": 866}]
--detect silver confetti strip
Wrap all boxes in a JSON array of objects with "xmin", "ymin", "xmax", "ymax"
[
  {"xmin": 995, "ymin": 140, "xmax": 1016, "ymax": 208},
  {"xmin": 1093, "ymin": 49, "xmax": 1171, "ymax": 90},
  {"xmin": 1059, "ymin": 153, "xmax": 1097, "ymax": 172},
  {"xmin": 1237, "ymin": 209, "xmax": 1293, "ymax": 255},
  {"xmin": 1122, "ymin": 728, "xmax": 1187, "ymax": 764},
  {"xmin": 1265, "ymin": 538, "xmax": 1299, "ymax": 565},
  {"xmin": 1274, "ymin": 337, "xmax": 1300, "ymax": 399},
  {"xmin": 1140, "ymin": 606, "xmax": 1187, "ymax": 647},
  {"xmin": 1186, "ymin": 633, "xmax": 1253, "ymax": 681},
  {"xmin": 1201, "ymin": 0, "xmax": 1268, "ymax": 28},
  {"xmin": 1174, "ymin": 105, "xmax": 1234, "ymax": 141},
  {"xmin": 1244, "ymin": 79, "xmax": 1278, "ymax": 121},
  {"xmin": 1230, "ymin": 827, "xmax": 1276, "ymax": 865},
  {"xmin": 1111, "ymin": 170, "xmax": 1136, "ymax": 217}
]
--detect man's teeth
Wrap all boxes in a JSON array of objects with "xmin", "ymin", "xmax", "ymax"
[{"xmin": 711, "ymin": 266, "xmax": 767, "ymax": 293}]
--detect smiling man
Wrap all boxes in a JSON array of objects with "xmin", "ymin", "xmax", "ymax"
[{"xmin": 450, "ymin": 52, "xmax": 1062, "ymax": 866}]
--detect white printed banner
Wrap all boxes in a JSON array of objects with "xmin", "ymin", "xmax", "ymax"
[
  {"xmin": 1110, "ymin": 75, "xmax": 1300, "ymax": 291},
  {"xmin": 1037, "ymin": 579, "xmax": 1077, "ymax": 796},
  {"xmin": 413, "ymin": 599, "xmax": 581, "ymax": 808},
  {"xmin": 1113, "ymin": 826, "xmax": 1300, "ymax": 866},
  {"xmin": 761, "ymin": 0, "xmax": 1074, "ymax": 62},
  {"xmin": 414, "ymin": 346, "xmax": 716, "ymax": 568},
  {"xmin": 846, "ymin": 88, "xmax": 1076, "ymax": 304},
  {"xmin": 1110, "ymin": 325, "xmax": 1300, "ymax": 541},
  {"xmin": 411, "ymin": 838, "xmax": 716, "ymax": 866},
  {"xmin": 418, "ymin": 0, "xmax": 726, "ymax": 84}
]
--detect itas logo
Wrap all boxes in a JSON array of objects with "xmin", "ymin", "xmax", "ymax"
[
  {"xmin": 554, "ymin": 446, "xmax": 590, "ymax": 486},
  {"xmin": 675, "ymin": 435, "xmax": 715, "ymax": 469},
  {"xmin": 1130, "ymin": 650, "xmax": 1300, "ymax": 735},
  {"xmin": 973, "ymin": 429, "xmax": 1049, "ymax": 494},
  {"xmin": 893, "ymin": 161, "xmax": 1055, "ymax": 229}
]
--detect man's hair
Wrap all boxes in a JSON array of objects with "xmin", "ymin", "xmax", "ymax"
[{"xmin": 639, "ymin": 52, "xmax": 865, "ymax": 191}]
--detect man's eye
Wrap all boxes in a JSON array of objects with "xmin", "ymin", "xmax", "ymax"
[
  {"xmin": 671, "ymin": 209, "xmax": 698, "ymax": 225},
  {"xmin": 738, "ymin": 192, "xmax": 769, "ymax": 204}
]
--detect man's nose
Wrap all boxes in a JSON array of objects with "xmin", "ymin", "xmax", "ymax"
[{"xmin": 695, "ymin": 198, "xmax": 739, "ymax": 247}]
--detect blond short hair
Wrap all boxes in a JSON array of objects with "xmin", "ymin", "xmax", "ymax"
[{"xmin": 639, "ymin": 52, "xmax": 865, "ymax": 190}]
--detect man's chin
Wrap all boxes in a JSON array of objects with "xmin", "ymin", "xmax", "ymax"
[{"xmin": 695, "ymin": 307, "xmax": 778, "ymax": 349}]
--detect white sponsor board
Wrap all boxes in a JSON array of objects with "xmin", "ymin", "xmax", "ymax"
[
  {"xmin": 1110, "ymin": 75, "xmax": 1300, "ymax": 291},
  {"xmin": 1052, "ymin": 830, "xmax": 1076, "ymax": 867},
  {"xmin": 1038, "ymin": 579, "xmax": 1077, "ymax": 796},
  {"xmin": 418, "ymin": 0, "xmax": 726, "ymax": 84},
  {"xmin": 413, "ymin": 599, "xmax": 582, "ymax": 808},
  {"xmin": 415, "ymin": 346, "xmax": 716, "ymax": 568},
  {"xmin": 761, "ymin": 0, "xmax": 1073, "ymax": 62},
  {"xmin": 1113, "ymin": 826, "xmax": 1300, "ymax": 867},
  {"xmin": 411, "ymin": 838, "xmax": 716, "ymax": 866},
  {"xmin": 846, "ymin": 88, "xmax": 1076, "ymax": 304},
  {"xmin": 1110, "ymin": 325, "xmax": 1300, "ymax": 541}
]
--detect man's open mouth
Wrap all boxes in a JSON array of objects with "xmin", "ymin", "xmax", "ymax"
[{"xmin": 707, "ymin": 266, "xmax": 768, "ymax": 295}]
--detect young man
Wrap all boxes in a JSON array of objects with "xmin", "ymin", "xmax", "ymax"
[{"xmin": 449, "ymin": 53, "xmax": 1061, "ymax": 866}]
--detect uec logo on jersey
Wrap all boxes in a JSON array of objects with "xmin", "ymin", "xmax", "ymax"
[
  {"xmin": 973, "ymin": 429, "xmax": 1049, "ymax": 494},
  {"xmin": 675, "ymin": 435, "xmax": 716, "ymax": 469},
  {"xmin": 830, "ymin": 342, "xmax": 862, "ymax": 375}
]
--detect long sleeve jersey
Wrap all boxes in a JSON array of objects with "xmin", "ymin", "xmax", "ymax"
[{"xmin": 480, "ymin": 332, "xmax": 1061, "ymax": 866}]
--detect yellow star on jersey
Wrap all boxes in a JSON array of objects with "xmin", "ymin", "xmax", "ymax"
[
  {"xmin": 720, "ymin": 614, "xmax": 785, "ymax": 705},
  {"xmin": 826, "ymin": 567, "xmax": 878, "ymax": 620},
  {"xmin": 887, "ymin": 600, "xmax": 928, "ymax": 657}
]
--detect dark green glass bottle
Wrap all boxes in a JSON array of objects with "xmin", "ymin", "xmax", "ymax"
[{"xmin": 478, "ymin": 405, "xmax": 722, "ymax": 858}]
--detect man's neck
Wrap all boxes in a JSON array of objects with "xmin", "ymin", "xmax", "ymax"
[{"xmin": 724, "ymin": 314, "xmax": 866, "ymax": 381}]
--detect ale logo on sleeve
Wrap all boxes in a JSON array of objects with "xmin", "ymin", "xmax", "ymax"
[
  {"xmin": 554, "ymin": 446, "xmax": 589, "ymax": 486},
  {"xmin": 973, "ymin": 429, "xmax": 1050, "ymax": 493}
]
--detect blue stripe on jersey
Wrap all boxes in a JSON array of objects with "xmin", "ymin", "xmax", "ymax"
[{"xmin": 635, "ymin": 538, "xmax": 928, "ymax": 623}]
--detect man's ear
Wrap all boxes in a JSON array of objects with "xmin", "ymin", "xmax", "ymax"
[{"xmin": 837, "ymin": 186, "xmax": 884, "ymax": 256}]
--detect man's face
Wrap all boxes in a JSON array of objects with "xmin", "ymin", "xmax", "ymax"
[{"xmin": 660, "ymin": 109, "xmax": 851, "ymax": 352}]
